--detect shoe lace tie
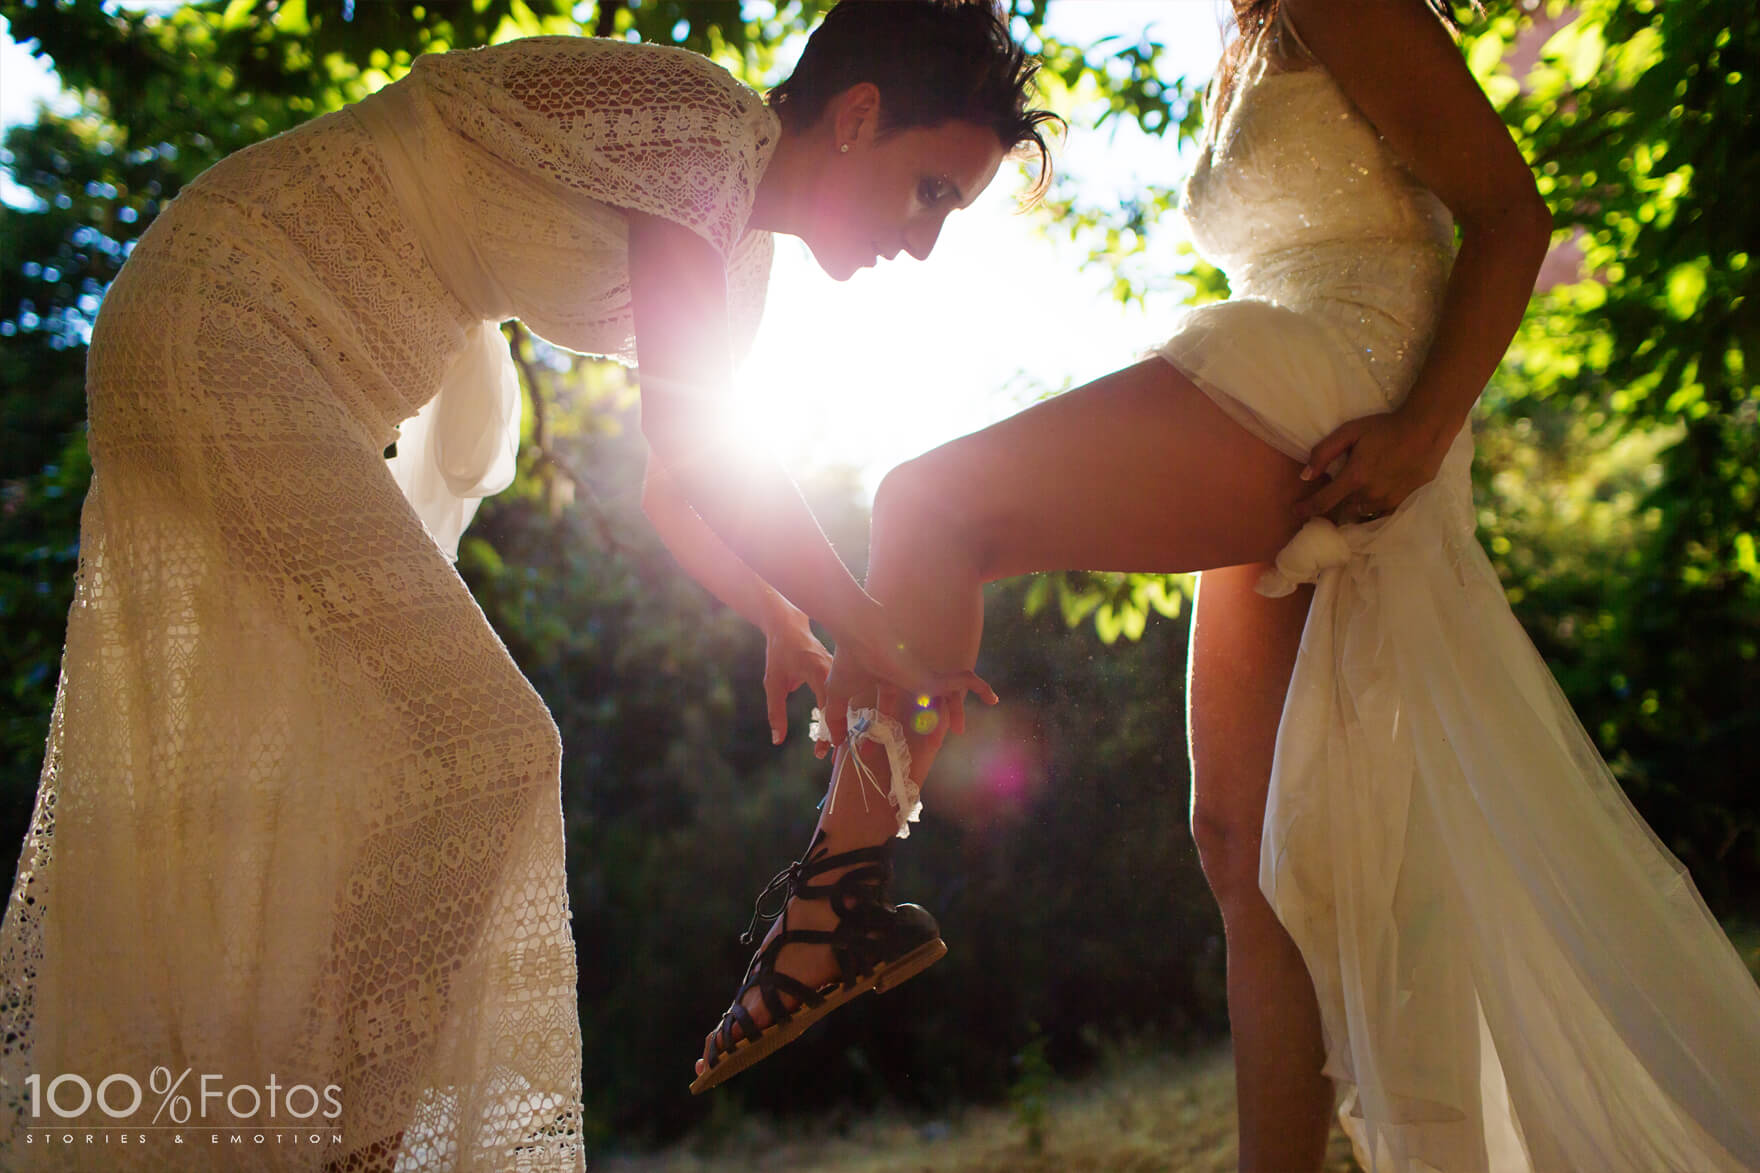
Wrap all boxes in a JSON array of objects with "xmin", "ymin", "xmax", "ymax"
[{"xmin": 740, "ymin": 854, "xmax": 808, "ymax": 947}]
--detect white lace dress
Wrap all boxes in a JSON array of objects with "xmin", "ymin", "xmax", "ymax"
[
  {"xmin": 1159, "ymin": 16, "xmax": 1760, "ymax": 1172},
  {"xmin": 0, "ymin": 36, "xmax": 779, "ymax": 1172}
]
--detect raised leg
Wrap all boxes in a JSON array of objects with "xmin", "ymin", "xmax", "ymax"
[
  {"xmin": 698, "ymin": 357, "xmax": 1311, "ymax": 1076},
  {"xmin": 1187, "ymin": 565, "xmax": 1332, "ymax": 1173}
]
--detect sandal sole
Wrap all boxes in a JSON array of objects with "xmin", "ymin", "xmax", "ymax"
[{"xmin": 688, "ymin": 936, "xmax": 948, "ymax": 1095}]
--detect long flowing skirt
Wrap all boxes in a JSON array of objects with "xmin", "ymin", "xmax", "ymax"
[
  {"xmin": 1160, "ymin": 297, "xmax": 1760, "ymax": 1173},
  {"xmin": 0, "ymin": 188, "xmax": 585, "ymax": 1171}
]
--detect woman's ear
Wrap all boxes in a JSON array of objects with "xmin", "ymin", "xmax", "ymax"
[{"xmin": 828, "ymin": 81, "xmax": 883, "ymax": 152}]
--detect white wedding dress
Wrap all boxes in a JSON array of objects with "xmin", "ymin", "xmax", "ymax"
[
  {"xmin": 1158, "ymin": 13, "xmax": 1760, "ymax": 1172},
  {"xmin": 0, "ymin": 37, "xmax": 778, "ymax": 1172}
]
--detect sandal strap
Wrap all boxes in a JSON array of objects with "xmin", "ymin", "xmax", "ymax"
[
  {"xmin": 800, "ymin": 839, "xmax": 894, "ymax": 879},
  {"xmin": 739, "ymin": 830, "xmax": 896, "ymax": 945},
  {"xmin": 751, "ymin": 926, "xmax": 868, "ymax": 980},
  {"xmin": 710, "ymin": 830, "xmax": 911, "ymax": 1070},
  {"xmin": 713, "ymin": 946, "xmax": 828, "ymax": 1062}
]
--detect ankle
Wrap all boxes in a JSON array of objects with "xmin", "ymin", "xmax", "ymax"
[{"xmin": 816, "ymin": 707, "xmax": 922, "ymax": 840}]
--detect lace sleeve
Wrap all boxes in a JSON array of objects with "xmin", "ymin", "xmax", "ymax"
[
  {"xmin": 416, "ymin": 36, "xmax": 781, "ymax": 260},
  {"xmin": 726, "ymin": 229, "xmax": 775, "ymax": 365}
]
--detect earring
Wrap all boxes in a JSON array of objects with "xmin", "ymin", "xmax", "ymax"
[{"xmin": 840, "ymin": 143, "xmax": 851, "ymax": 154}]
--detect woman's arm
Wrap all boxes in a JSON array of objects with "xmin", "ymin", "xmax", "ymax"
[
  {"xmin": 626, "ymin": 210, "xmax": 869, "ymax": 629},
  {"xmin": 1286, "ymin": 0, "xmax": 1555, "ymax": 520},
  {"xmin": 625, "ymin": 208, "xmax": 991, "ymax": 739},
  {"xmin": 643, "ymin": 452, "xmax": 834, "ymax": 743},
  {"xmin": 625, "ymin": 209, "xmax": 884, "ymax": 646},
  {"xmin": 641, "ymin": 451, "xmax": 799, "ymax": 634}
]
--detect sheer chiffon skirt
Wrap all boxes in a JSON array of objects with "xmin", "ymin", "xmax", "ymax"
[
  {"xmin": 0, "ymin": 197, "xmax": 585, "ymax": 1171},
  {"xmin": 1159, "ymin": 298, "xmax": 1760, "ymax": 1173}
]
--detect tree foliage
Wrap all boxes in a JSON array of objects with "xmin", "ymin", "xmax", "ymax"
[
  {"xmin": 1473, "ymin": 0, "xmax": 1759, "ymax": 900},
  {"xmin": 1, "ymin": 0, "xmax": 1755, "ymax": 1149},
  {"xmin": 1039, "ymin": 0, "xmax": 1760, "ymax": 907}
]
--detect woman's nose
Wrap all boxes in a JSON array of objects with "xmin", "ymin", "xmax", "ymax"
[{"xmin": 904, "ymin": 215, "xmax": 946, "ymax": 262}]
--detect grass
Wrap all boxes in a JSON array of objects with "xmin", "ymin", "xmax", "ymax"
[
  {"xmin": 599, "ymin": 928, "xmax": 1760, "ymax": 1173},
  {"xmin": 599, "ymin": 1045, "xmax": 1365, "ymax": 1173}
]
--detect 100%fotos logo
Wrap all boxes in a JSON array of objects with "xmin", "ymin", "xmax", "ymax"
[{"xmin": 25, "ymin": 1067, "xmax": 343, "ymax": 1124}]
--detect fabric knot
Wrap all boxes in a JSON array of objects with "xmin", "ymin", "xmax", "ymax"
[{"xmin": 1258, "ymin": 517, "xmax": 1354, "ymax": 597}]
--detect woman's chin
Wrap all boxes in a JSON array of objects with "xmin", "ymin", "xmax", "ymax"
[{"xmin": 807, "ymin": 243, "xmax": 863, "ymax": 283}]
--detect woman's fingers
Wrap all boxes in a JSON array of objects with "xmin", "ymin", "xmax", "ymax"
[
  {"xmin": 1297, "ymin": 412, "xmax": 1442, "ymax": 522},
  {"xmin": 765, "ymin": 673, "xmax": 789, "ymax": 745},
  {"xmin": 1303, "ymin": 418, "xmax": 1370, "ymax": 481},
  {"xmin": 938, "ymin": 669, "xmax": 999, "ymax": 708},
  {"xmin": 944, "ymin": 691, "xmax": 967, "ymax": 736},
  {"xmin": 806, "ymin": 656, "xmax": 831, "ymax": 701},
  {"xmin": 821, "ymin": 655, "xmax": 871, "ymax": 745},
  {"xmin": 1295, "ymin": 467, "xmax": 1361, "ymax": 521}
]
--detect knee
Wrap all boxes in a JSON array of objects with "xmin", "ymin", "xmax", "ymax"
[
  {"xmin": 873, "ymin": 453, "xmax": 994, "ymax": 578},
  {"xmin": 1190, "ymin": 795, "xmax": 1266, "ymax": 914},
  {"xmin": 873, "ymin": 456, "xmax": 941, "ymax": 538}
]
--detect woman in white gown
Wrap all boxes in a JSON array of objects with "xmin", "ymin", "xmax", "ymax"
[
  {"xmin": 0, "ymin": 2, "xmax": 1050, "ymax": 1169},
  {"xmin": 693, "ymin": 2, "xmax": 1760, "ymax": 1170}
]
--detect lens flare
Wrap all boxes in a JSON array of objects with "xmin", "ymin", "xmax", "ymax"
[
  {"xmin": 930, "ymin": 707, "xmax": 1046, "ymax": 828},
  {"xmin": 977, "ymin": 743, "xmax": 1031, "ymax": 803}
]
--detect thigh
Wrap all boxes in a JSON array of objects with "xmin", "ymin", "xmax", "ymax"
[
  {"xmin": 1187, "ymin": 564, "xmax": 1312, "ymax": 847},
  {"xmin": 895, "ymin": 358, "xmax": 1309, "ymax": 581}
]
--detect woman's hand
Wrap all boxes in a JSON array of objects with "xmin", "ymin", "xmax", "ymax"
[
  {"xmin": 763, "ymin": 608, "xmax": 833, "ymax": 746},
  {"xmin": 1294, "ymin": 403, "xmax": 1457, "ymax": 524},
  {"xmin": 817, "ymin": 601, "xmax": 996, "ymax": 748}
]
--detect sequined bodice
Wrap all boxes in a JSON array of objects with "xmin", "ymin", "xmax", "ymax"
[{"xmin": 1181, "ymin": 33, "xmax": 1456, "ymax": 397}]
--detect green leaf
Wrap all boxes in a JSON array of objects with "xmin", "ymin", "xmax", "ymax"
[
  {"xmin": 1468, "ymin": 32, "xmax": 1505, "ymax": 83},
  {"xmin": 1664, "ymin": 262, "xmax": 1707, "ymax": 319},
  {"xmin": 1735, "ymin": 533, "xmax": 1760, "ymax": 582}
]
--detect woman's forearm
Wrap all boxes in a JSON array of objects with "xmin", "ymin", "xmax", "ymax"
[
  {"xmin": 641, "ymin": 451, "xmax": 808, "ymax": 637},
  {"xmin": 625, "ymin": 207, "xmax": 883, "ymax": 645},
  {"xmin": 1398, "ymin": 203, "xmax": 1554, "ymax": 451},
  {"xmin": 639, "ymin": 406, "xmax": 882, "ymax": 641}
]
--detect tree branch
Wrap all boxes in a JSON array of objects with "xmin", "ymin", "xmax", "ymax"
[
  {"xmin": 594, "ymin": 0, "xmax": 625, "ymax": 39},
  {"xmin": 504, "ymin": 322, "xmax": 628, "ymax": 557}
]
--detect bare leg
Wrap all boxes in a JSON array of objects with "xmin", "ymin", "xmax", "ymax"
[
  {"xmin": 1188, "ymin": 566, "xmax": 1332, "ymax": 1173},
  {"xmin": 699, "ymin": 358, "xmax": 1309, "ymax": 1073}
]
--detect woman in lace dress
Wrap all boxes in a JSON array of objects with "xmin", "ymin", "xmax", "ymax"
[
  {"xmin": 0, "ymin": 3, "xmax": 1052, "ymax": 1170},
  {"xmin": 694, "ymin": 2, "xmax": 1760, "ymax": 1170}
]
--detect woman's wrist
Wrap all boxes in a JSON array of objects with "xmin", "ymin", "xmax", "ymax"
[
  {"xmin": 760, "ymin": 589, "xmax": 814, "ymax": 641},
  {"xmin": 816, "ymin": 589, "xmax": 886, "ymax": 655},
  {"xmin": 1396, "ymin": 390, "xmax": 1469, "ymax": 457}
]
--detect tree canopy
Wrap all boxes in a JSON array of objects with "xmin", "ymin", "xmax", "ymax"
[{"xmin": 1, "ymin": 0, "xmax": 1754, "ymax": 1146}]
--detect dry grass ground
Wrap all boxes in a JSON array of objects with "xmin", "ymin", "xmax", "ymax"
[{"xmin": 600, "ymin": 1046, "xmax": 1364, "ymax": 1173}]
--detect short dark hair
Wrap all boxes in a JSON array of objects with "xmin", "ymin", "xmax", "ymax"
[{"xmin": 771, "ymin": 0, "xmax": 1062, "ymax": 200}]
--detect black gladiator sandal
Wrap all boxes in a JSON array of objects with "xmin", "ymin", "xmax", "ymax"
[{"xmin": 689, "ymin": 828, "xmax": 946, "ymax": 1094}]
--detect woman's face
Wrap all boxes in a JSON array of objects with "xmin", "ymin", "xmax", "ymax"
[{"xmin": 804, "ymin": 91, "xmax": 1007, "ymax": 281}]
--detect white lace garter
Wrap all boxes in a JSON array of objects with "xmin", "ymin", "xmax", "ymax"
[{"xmin": 808, "ymin": 706, "xmax": 922, "ymax": 839}]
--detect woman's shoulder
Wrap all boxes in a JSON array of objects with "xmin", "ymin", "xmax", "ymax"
[{"xmin": 428, "ymin": 35, "xmax": 769, "ymax": 119}]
